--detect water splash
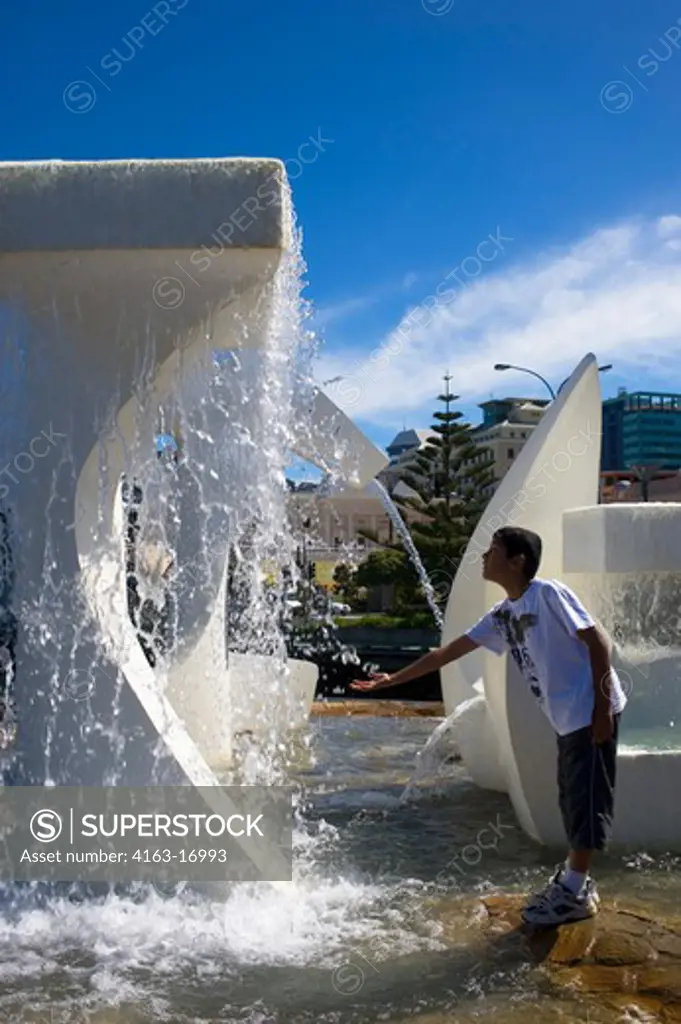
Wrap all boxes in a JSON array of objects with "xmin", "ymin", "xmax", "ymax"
[
  {"xmin": 369, "ymin": 478, "xmax": 444, "ymax": 631},
  {"xmin": 400, "ymin": 707, "xmax": 464, "ymax": 802},
  {"xmin": 563, "ymin": 567, "xmax": 681, "ymax": 749}
]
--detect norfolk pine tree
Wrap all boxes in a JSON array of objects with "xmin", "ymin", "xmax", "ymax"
[{"xmin": 387, "ymin": 373, "xmax": 495, "ymax": 604}]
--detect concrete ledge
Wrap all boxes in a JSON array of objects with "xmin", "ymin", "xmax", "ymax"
[
  {"xmin": 0, "ymin": 158, "xmax": 289, "ymax": 251},
  {"xmin": 563, "ymin": 503, "xmax": 681, "ymax": 573}
]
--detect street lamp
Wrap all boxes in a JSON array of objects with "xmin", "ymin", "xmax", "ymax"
[
  {"xmin": 493, "ymin": 363, "xmax": 556, "ymax": 400},
  {"xmin": 494, "ymin": 362, "xmax": 613, "ymax": 400}
]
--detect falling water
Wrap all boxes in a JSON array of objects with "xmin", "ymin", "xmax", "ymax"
[
  {"xmin": 369, "ymin": 478, "xmax": 444, "ymax": 631},
  {"xmin": 0, "ymin": 199, "xmax": 429, "ymax": 1021},
  {"xmin": 399, "ymin": 710, "xmax": 461, "ymax": 803}
]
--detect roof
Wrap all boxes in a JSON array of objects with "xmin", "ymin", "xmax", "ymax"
[
  {"xmin": 386, "ymin": 428, "xmax": 422, "ymax": 451},
  {"xmin": 479, "ymin": 397, "xmax": 552, "ymax": 409}
]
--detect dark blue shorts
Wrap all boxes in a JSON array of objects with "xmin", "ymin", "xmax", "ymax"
[{"xmin": 557, "ymin": 714, "xmax": 620, "ymax": 851}]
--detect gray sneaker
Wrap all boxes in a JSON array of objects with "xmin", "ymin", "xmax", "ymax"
[
  {"xmin": 526, "ymin": 866, "xmax": 600, "ymax": 910},
  {"xmin": 524, "ymin": 868, "xmax": 561, "ymax": 909},
  {"xmin": 521, "ymin": 876, "xmax": 598, "ymax": 926}
]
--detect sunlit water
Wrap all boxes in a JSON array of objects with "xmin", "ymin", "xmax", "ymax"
[
  {"xmin": 563, "ymin": 570, "xmax": 681, "ymax": 751},
  {"xmin": 369, "ymin": 479, "xmax": 444, "ymax": 632},
  {"xmin": 2, "ymin": 713, "xmax": 680, "ymax": 1024},
  {"xmin": 399, "ymin": 711, "xmax": 462, "ymax": 804}
]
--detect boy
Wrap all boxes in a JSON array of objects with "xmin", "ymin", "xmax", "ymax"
[{"xmin": 350, "ymin": 526, "xmax": 627, "ymax": 926}]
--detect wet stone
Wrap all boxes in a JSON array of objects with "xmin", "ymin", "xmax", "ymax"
[{"xmin": 478, "ymin": 894, "xmax": 681, "ymax": 1020}]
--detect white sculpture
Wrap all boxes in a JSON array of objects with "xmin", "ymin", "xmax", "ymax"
[
  {"xmin": 0, "ymin": 157, "xmax": 295, "ymax": 794},
  {"xmin": 441, "ymin": 353, "xmax": 681, "ymax": 849},
  {"xmin": 441, "ymin": 355, "xmax": 602, "ymax": 824},
  {"xmin": 223, "ymin": 388, "xmax": 388, "ymax": 760},
  {"xmin": 0, "ymin": 158, "xmax": 389, "ymax": 795},
  {"xmin": 134, "ymin": 360, "xmax": 387, "ymax": 769}
]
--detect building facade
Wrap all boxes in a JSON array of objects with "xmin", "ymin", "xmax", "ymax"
[
  {"xmin": 600, "ymin": 469, "xmax": 681, "ymax": 503},
  {"xmin": 601, "ymin": 389, "xmax": 681, "ymax": 471},
  {"xmin": 470, "ymin": 397, "xmax": 550, "ymax": 480},
  {"xmin": 287, "ymin": 483, "xmax": 393, "ymax": 556}
]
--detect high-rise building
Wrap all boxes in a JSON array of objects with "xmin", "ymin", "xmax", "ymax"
[{"xmin": 601, "ymin": 389, "xmax": 681, "ymax": 471}]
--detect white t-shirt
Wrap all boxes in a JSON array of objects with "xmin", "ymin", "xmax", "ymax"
[{"xmin": 466, "ymin": 577, "xmax": 627, "ymax": 737}]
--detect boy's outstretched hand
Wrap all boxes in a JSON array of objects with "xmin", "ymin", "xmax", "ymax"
[{"xmin": 349, "ymin": 672, "xmax": 393, "ymax": 692}]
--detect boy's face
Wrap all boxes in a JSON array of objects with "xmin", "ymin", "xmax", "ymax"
[
  {"xmin": 481, "ymin": 538, "xmax": 506, "ymax": 581},
  {"xmin": 481, "ymin": 537, "xmax": 522, "ymax": 582}
]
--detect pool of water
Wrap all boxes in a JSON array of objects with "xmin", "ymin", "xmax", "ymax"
[
  {"xmin": 619, "ymin": 724, "xmax": 681, "ymax": 751},
  {"xmin": 2, "ymin": 715, "xmax": 680, "ymax": 1023}
]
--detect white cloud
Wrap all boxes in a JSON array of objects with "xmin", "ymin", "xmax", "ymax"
[
  {"xmin": 312, "ymin": 293, "xmax": 381, "ymax": 328},
  {"xmin": 318, "ymin": 215, "xmax": 681, "ymax": 423},
  {"xmin": 657, "ymin": 215, "xmax": 681, "ymax": 238}
]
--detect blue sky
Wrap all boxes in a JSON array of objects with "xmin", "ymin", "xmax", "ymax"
[{"xmin": 3, "ymin": 0, "xmax": 681, "ymax": 453}]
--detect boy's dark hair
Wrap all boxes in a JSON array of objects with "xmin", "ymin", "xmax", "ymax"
[{"xmin": 493, "ymin": 526, "xmax": 542, "ymax": 581}]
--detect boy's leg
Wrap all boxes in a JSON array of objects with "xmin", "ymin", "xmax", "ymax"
[
  {"xmin": 561, "ymin": 717, "xmax": 619, "ymax": 899},
  {"xmin": 561, "ymin": 713, "xmax": 619, "ymax": 866},
  {"xmin": 522, "ymin": 716, "xmax": 619, "ymax": 924},
  {"xmin": 565, "ymin": 848, "xmax": 592, "ymax": 876},
  {"xmin": 523, "ymin": 735, "xmax": 588, "ymax": 911}
]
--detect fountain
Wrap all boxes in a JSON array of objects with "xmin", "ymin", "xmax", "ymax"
[
  {"xmin": 146, "ymin": 353, "xmax": 388, "ymax": 769},
  {"xmin": 0, "ymin": 180, "xmax": 678, "ymax": 1020},
  {"xmin": 440, "ymin": 353, "xmax": 681, "ymax": 850},
  {"xmin": 0, "ymin": 158, "xmax": 389, "ymax": 796},
  {"xmin": 0, "ymin": 160, "xmax": 278, "ymax": 793}
]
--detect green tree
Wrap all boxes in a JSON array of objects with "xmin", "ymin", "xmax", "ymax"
[
  {"xmin": 359, "ymin": 374, "xmax": 494, "ymax": 607},
  {"xmin": 332, "ymin": 561, "xmax": 362, "ymax": 608},
  {"xmin": 353, "ymin": 548, "xmax": 421, "ymax": 613},
  {"xmin": 395, "ymin": 373, "xmax": 494, "ymax": 596}
]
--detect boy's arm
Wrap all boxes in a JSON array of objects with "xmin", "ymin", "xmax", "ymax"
[
  {"xmin": 543, "ymin": 581, "xmax": 615, "ymax": 741},
  {"xmin": 577, "ymin": 624, "xmax": 614, "ymax": 738},
  {"xmin": 350, "ymin": 634, "xmax": 480, "ymax": 692}
]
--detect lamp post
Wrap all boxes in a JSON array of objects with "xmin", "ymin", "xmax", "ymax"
[
  {"xmin": 493, "ymin": 363, "xmax": 556, "ymax": 400},
  {"xmin": 630, "ymin": 465, "xmax": 659, "ymax": 503},
  {"xmin": 494, "ymin": 362, "xmax": 613, "ymax": 400}
]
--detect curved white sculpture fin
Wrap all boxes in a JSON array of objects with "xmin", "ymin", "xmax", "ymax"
[
  {"xmin": 441, "ymin": 354, "xmax": 602, "ymax": 841},
  {"xmin": 295, "ymin": 389, "xmax": 389, "ymax": 489}
]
